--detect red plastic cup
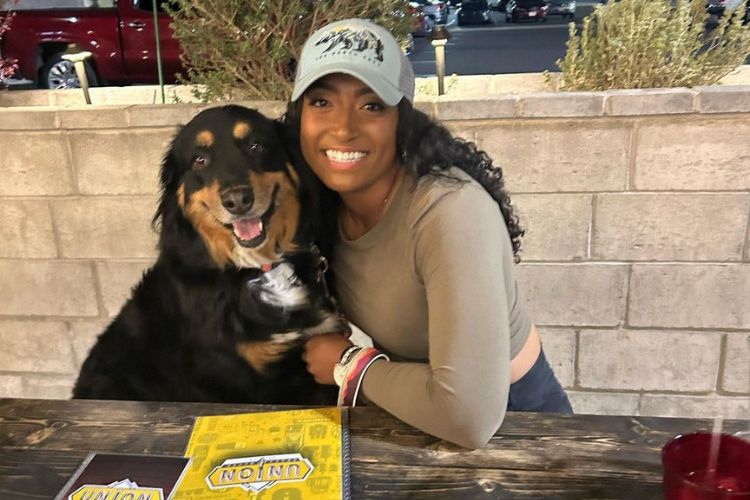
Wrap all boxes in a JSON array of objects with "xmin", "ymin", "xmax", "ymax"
[{"xmin": 662, "ymin": 432, "xmax": 750, "ymax": 499}]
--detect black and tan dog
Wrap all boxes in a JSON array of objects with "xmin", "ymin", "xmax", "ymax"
[{"xmin": 73, "ymin": 105, "xmax": 342, "ymax": 404}]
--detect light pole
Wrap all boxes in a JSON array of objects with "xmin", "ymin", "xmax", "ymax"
[
  {"xmin": 430, "ymin": 25, "xmax": 451, "ymax": 96},
  {"xmin": 61, "ymin": 44, "xmax": 93, "ymax": 105}
]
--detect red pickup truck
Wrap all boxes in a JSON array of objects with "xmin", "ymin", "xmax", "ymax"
[{"xmin": 0, "ymin": 0, "xmax": 182, "ymax": 89}]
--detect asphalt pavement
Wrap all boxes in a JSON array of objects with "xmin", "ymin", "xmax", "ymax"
[{"xmin": 408, "ymin": 3, "xmax": 598, "ymax": 76}]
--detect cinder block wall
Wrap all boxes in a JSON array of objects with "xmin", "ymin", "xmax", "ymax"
[{"xmin": 0, "ymin": 87, "xmax": 748, "ymax": 419}]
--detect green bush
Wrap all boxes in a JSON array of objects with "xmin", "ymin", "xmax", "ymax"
[
  {"xmin": 557, "ymin": 0, "xmax": 750, "ymax": 90},
  {"xmin": 166, "ymin": 0, "xmax": 412, "ymax": 102}
]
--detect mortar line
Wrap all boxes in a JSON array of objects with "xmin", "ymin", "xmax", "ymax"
[
  {"xmin": 624, "ymin": 264, "xmax": 633, "ymax": 329},
  {"xmin": 716, "ymin": 333, "xmax": 728, "ymax": 394},
  {"xmin": 587, "ymin": 194, "xmax": 595, "ymax": 260},
  {"xmin": 573, "ymin": 329, "xmax": 581, "ymax": 389},
  {"xmin": 47, "ymin": 199, "xmax": 63, "ymax": 260},
  {"xmin": 627, "ymin": 119, "xmax": 638, "ymax": 191},
  {"xmin": 89, "ymin": 260, "xmax": 108, "ymax": 321},
  {"xmin": 742, "ymin": 197, "xmax": 750, "ymax": 261},
  {"xmin": 63, "ymin": 130, "xmax": 80, "ymax": 195}
]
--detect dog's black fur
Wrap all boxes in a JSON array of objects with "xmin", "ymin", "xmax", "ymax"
[{"xmin": 73, "ymin": 105, "xmax": 341, "ymax": 404}]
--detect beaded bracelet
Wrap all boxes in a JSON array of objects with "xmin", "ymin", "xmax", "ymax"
[{"xmin": 336, "ymin": 347, "xmax": 389, "ymax": 407}]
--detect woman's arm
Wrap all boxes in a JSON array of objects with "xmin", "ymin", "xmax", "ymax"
[{"xmin": 360, "ymin": 183, "xmax": 514, "ymax": 449}]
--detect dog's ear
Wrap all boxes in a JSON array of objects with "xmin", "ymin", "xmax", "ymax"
[{"xmin": 152, "ymin": 133, "xmax": 181, "ymax": 231}]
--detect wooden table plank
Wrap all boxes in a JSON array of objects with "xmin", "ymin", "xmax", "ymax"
[
  {"xmin": 0, "ymin": 398, "xmax": 743, "ymax": 499},
  {"xmin": 0, "ymin": 448, "xmax": 662, "ymax": 499}
]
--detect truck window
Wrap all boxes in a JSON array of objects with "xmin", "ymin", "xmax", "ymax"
[{"xmin": 134, "ymin": 0, "xmax": 179, "ymax": 12}]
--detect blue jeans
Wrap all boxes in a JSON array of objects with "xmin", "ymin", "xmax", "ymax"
[{"xmin": 507, "ymin": 349, "xmax": 573, "ymax": 413}]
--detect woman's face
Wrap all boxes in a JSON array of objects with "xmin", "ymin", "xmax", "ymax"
[{"xmin": 299, "ymin": 73, "xmax": 400, "ymax": 197}]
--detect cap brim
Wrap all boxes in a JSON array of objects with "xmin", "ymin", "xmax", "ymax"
[{"xmin": 291, "ymin": 64, "xmax": 403, "ymax": 106}]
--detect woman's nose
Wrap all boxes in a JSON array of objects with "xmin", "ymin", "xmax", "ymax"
[{"xmin": 331, "ymin": 109, "xmax": 357, "ymax": 139}]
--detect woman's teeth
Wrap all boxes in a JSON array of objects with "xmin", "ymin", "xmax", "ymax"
[{"xmin": 325, "ymin": 150, "xmax": 367, "ymax": 163}]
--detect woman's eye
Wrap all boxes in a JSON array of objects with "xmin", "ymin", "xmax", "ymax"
[
  {"xmin": 192, "ymin": 155, "xmax": 208, "ymax": 169},
  {"xmin": 363, "ymin": 102, "xmax": 384, "ymax": 111},
  {"xmin": 309, "ymin": 98, "xmax": 328, "ymax": 107},
  {"xmin": 248, "ymin": 142, "xmax": 264, "ymax": 153}
]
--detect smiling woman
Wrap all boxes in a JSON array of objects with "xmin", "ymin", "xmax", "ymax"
[
  {"xmin": 282, "ymin": 18, "xmax": 572, "ymax": 449},
  {"xmin": 300, "ymin": 74, "xmax": 401, "ymax": 240}
]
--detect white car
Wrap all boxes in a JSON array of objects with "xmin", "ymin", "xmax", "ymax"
[{"xmin": 412, "ymin": 0, "xmax": 449, "ymax": 24}]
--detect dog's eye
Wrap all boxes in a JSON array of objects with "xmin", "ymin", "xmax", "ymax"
[
  {"xmin": 192, "ymin": 155, "xmax": 209, "ymax": 169},
  {"xmin": 248, "ymin": 142, "xmax": 264, "ymax": 154}
]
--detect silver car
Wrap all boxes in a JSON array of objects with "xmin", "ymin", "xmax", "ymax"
[{"xmin": 547, "ymin": 0, "xmax": 575, "ymax": 19}]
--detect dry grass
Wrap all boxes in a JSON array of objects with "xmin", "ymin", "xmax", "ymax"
[
  {"xmin": 166, "ymin": 0, "xmax": 412, "ymax": 102},
  {"xmin": 556, "ymin": 0, "xmax": 750, "ymax": 90}
]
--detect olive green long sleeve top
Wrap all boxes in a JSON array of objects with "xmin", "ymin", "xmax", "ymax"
[{"xmin": 332, "ymin": 168, "xmax": 532, "ymax": 449}]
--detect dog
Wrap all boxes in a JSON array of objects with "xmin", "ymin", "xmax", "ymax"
[{"xmin": 73, "ymin": 105, "xmax": 344, "ymax": 405}]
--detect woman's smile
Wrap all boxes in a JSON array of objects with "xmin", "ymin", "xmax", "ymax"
[{"xmin": 324, "ymin": 149, "xmax": 370, "ymax": 170}]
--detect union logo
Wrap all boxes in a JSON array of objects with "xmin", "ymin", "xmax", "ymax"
[
  {"xmin": 206, "ymin": 453, "xmax": 314, "ymax": 493},
  {"xmin": 69, "ymin": 480, "xmax": 163, "ymax": 500}
]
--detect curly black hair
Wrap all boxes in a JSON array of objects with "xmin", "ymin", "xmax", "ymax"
[{"xmin": 281, "ymin": 98, "xmax": 524, "ymax": 262}]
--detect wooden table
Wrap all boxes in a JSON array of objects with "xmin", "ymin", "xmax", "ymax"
[{"xmin": 0, "ymin": 398, "xmax": 743, "ymax": 499}]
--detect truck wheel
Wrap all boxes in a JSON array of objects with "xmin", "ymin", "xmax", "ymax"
[{"xmin": 42, "ymin": 52, "xmax": 99, "ymax": 90}]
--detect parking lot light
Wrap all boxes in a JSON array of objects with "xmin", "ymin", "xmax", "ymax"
[
  {"xmin": 430, "ymin": 25, "xmax": 451, "ymax": 96},
  {"xmin": 61, "ymin": 44, "xmax": 93, "ymax": 104}
]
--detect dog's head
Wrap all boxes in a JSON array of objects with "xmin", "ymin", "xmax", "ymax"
[{"xmin": 156, "ymin": 106, "xmax": 317, "ymax": 269}]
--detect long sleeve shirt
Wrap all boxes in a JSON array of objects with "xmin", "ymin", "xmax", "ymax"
[{"xmin": 332, "ymin": 168, "xmax": 532, "ymax": 448}]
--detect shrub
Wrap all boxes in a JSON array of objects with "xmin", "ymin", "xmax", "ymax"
[
  {"xmin": 165, "ymin": 0, "xmax": 413, "ymax": 102},
  {"xmin": 557, "ymin": 0, "xmax": 750, "ymax": 90},
  {"xmin": 0, "ymin": 2, "xmax": 18, "ymax": 88}
]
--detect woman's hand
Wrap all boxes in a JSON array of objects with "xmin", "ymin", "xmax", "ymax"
[{"xmin": 303, "ymin": 333, "xmax": 353, "ymax": 385}]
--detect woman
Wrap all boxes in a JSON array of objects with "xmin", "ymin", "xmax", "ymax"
[{"xmin": 285, "ymin": 18, "xmax": 572, "ymax": 449}]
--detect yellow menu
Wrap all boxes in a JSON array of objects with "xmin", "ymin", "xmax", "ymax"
[{"xmin": 174, "ymin": 407, "xmax": 350, "ymax": 500}]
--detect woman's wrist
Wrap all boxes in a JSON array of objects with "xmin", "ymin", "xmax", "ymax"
[
  {"xmin": 336, "ymin": 347, "xmax": 389, "ymax": 407},
  {"xmin": 333, "ymin": 346, "xmax": 362, "ymax": 387},
  {"xmin": 339, "ymin": 345, "xmax": 362, "ymax": 365}
]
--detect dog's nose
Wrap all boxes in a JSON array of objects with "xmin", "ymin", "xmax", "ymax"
[{"xmin": 221, "ymin": 187, "xmax": 254, "ymax": 215}]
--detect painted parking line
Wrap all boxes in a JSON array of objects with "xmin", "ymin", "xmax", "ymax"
[{"xmin": 451, "ymin": 23, "xmax": 573, "ymax": 32}]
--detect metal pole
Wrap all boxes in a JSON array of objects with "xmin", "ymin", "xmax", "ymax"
[
  {"xmin": 152, "ymin": 0, "xmax": 165, "ymax": 104},
  {"xmin": 431, "ymin": 39, "xmax": 447, "ymax": 96},
  {"xmin": 62, "ymin": 49, "xmax": 93, "ymax": 105},
  {"xmin": 73, "ymin": 60, "xmax": 91, "ymax": 104}
]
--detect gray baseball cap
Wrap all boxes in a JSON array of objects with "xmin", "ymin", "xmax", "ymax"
[{"xmin": 291, "ymin": 19, "xmax": 415, "ymax": 106}]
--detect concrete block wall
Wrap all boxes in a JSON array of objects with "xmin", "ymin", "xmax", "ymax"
[{"xmin": 0, "ymin": 87, "xmax": 748, "ymax": 419}]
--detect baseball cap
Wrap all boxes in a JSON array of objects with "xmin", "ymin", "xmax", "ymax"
[{"xmin": 291, "ymin": 18, "xmax": 415, "ymax": 106}]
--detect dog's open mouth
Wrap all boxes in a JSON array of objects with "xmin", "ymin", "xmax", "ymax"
[{"xmin": 226, "ymin": 186, "xmax": 277, "ymax": 248}]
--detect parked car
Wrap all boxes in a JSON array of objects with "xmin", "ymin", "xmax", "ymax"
[
  {"xmin": 489, "ymin": 0, "xmax": 511, "ymax": 11},
  {"xmin": 408, "ymin": 2, "xmax": 436, "ymax": 36},
  {"xmin": 413, "ymin": 0, "xmax": 449, "ymax": 24},
  {"xmin": 547, "ymin": 0, "xmax": 575, "ymax": 19},
  {"xmin": 457, "ymin": 0, "xmax": 493, "ymax": 25},
  {"xmin": 0, "ymin": 0, "xmax": 181, "ymax": 89},
  {"xmin": 706, "ymin": 0, "xmax": 749, "ymax": 23},
  {"xmin": 505, "ymin": 0, "xmax": 550, "ymax": 22}
]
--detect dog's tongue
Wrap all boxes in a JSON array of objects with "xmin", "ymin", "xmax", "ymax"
[{"xmin": 232, "ymin": 218, "xmax": 262, "ymax": 241}]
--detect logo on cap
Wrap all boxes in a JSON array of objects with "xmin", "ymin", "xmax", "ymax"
[{"xmin": 315, "ymin": 27, "xmax": 384, "ymax": 62}]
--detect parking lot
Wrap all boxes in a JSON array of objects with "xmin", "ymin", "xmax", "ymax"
[{"xmin": 408, "ymin": 3, "xmax": 599, "ymax": 75}]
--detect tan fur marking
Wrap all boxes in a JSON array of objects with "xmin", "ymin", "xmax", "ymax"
[
  {"xmin": 285, "ymin": 162, "xmax": 300, "ymax": 187},
  {"xmin": 233, "ymin": 121, "xmax": 252, "ymax": 139},
  {"xmin": 196, "ymin": 130, "xmax": 214, "ymax": 147},
  {"xmin": 177, "ymin": 184, "xmax": 186, "ymax": 210},
  {"xmin": 236, "ymin": 340, "xmax": 295, "ymax": 374},
  {"xmin": 251, "ymin": 171, "xmax": 300, "ymax": 262},
  {"xmin": 182, "ymin": 180, "xmax": 234, "ymax": 268}
]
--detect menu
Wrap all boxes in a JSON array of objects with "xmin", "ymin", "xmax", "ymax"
[
  {"xmin": 54, "ymin": 453, "xmax": 191, "ymax": 500},
  {"xmin": 175, "ymin": 407, "xmax": 350, "ymax": 499}
]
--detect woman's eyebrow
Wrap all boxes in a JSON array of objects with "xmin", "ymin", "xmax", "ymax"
[{"xmin": 307, "ymin": 81, "xmax": 377, "ymax": 97}]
